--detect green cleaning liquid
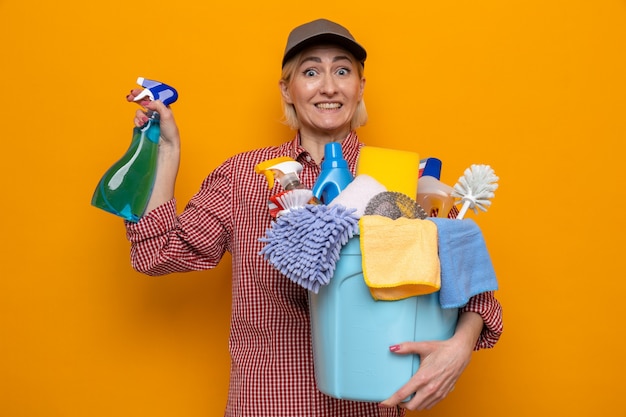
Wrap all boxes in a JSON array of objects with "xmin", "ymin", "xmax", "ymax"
[{"xmin": 91, "ymin": 113, "xmax": 161, "ymax": 222}]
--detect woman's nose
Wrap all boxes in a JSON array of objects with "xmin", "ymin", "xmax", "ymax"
[{"xmin": 319, "ymin": 74, "xmax": 338, "ymax": 95}]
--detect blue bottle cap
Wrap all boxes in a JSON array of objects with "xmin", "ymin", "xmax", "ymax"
[
  {"xmin": 322, "ymin": 143, "xmax": 349, "ymax": 169},
  {"xmin": 422, "ymin": 158, "xmax": 442, "ymax": 179}
]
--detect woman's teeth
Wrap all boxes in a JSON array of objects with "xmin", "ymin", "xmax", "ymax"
[{"xmin": 316, "ymin": 103, "xmax": 341, "ymax": 109}]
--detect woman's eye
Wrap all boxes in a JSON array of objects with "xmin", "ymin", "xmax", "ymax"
[
  {"xmin": 304, "ymin": 69, "xmax": 317, "ymax": 77},
  {"xmin": 337, "ymin": 68, "xmax": 350, "ymax": 76}
]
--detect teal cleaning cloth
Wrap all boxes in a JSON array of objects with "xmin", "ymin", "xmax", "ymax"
[{"xmin": 427, "ymin": 218, "xmax": 498, "ymax": 309}]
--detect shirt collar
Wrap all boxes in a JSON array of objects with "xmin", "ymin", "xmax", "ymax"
[{"xmin": 287, "ymin": 131, "xmax": 363, "ymax": 164}]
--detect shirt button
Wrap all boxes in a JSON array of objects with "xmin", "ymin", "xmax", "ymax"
[{"xmin": 306, "ymin": 156, "xmax": 312, "ymax": 162}]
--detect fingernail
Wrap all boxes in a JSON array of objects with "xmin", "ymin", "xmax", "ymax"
[{"xmin": 389, "ymin": 344, "xmax": 400, "ymax": 352}]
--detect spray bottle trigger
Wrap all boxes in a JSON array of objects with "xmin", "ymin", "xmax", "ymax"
[
  {"xmin": 254, "ymin": 156, "xmax": 298, "ymax": 190},
  {"xmin": 133, "ymin": 77, "xmax": 179, "ymax": 106},
  {"xmin": 133, "ymin": 89, "xmax": 154, "ymax": 103}
]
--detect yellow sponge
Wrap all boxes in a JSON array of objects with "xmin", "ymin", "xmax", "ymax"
[{"xmin": 356, "ymin": 146, "xmax": 420, "ymax": 199}]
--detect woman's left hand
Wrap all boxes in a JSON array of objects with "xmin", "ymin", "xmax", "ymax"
[
  {"xmin": 379, "ymin": 339, "xmax": 471, "ymax": 411},
  {"xmin": 379, "ymin": 311, "xmax": 484, "ymax": 411}
]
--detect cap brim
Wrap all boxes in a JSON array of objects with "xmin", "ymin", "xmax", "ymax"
[{"xmin": 282, "ymin": 33, "xmax": 367, "ymax": 67}]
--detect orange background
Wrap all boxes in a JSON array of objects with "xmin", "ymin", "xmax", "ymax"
[{"xmin": 1, "ymin": 1, "xmax": 625, "ymax": 416}]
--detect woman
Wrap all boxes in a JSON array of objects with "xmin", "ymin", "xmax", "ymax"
[{"xmin": 125, "ymin": 18, "xmax": 503, "ymax": 416}]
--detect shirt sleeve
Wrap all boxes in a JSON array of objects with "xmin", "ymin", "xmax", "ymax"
[
  {"xmin": 124, "ymin": 159, "xmax": 234, "ymax": 276},
  {"xmin": 461, "ymin": 291, "xmax": 503, "ymax": 350}
]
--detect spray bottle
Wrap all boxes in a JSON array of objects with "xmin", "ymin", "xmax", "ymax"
[
  {"xmin": 415, "ymin": 157, "xmax": 456, "ymax": 218},
  {"xmin": 312, "ymin": 143, "xmax": 354, "ymax": 204},
  {"xmin": 91, "ymin": 77, "xmax": 178, "ymax": 222},
  {"xmin": 255, "ymin": 157, "xmax": 320, "ymax": 217}
]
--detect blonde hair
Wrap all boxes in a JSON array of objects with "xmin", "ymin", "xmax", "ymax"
[{"xmin": 280, "ymin": 51, "xmax": 367, "ymax": 130}]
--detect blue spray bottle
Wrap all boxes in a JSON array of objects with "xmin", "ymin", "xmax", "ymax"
[
  {"xmin": 312, "ymin": 142, "xmax": 354, "ymax": 204},
  {"xmin": 91, "ymin": 77, "xmax": 178, "ymax": 222}
]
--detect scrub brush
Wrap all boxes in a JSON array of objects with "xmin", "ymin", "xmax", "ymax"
[
  {"xmin": 270, "ymin": 189, "xmax": 316, "ymax": 217},
  {"xmin": 452, "ymin": 164, "xmax": 499, "ymax": 220}
]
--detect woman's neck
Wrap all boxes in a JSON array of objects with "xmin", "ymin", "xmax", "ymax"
[{"xmin": 299, "ymin": 130, "xmax": 351, "ymax": 164}]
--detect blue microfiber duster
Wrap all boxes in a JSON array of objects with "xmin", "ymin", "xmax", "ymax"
[{"xmin": 259, "ymin": 204, "xmax": 359, "ymax": 293}]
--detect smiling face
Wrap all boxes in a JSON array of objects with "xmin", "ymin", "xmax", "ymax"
[{"xmin": 280, "ymin": 45, "xmax": 366, "ymax": 140}]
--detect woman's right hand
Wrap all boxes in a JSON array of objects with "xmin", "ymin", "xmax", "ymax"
[
  {"xmin": 127, "ymin": 88, "xmax": 181, "ymax": 150},
  {"xmin": 126, "ymin": 88, "xmax": 181, "ymax": 214}
]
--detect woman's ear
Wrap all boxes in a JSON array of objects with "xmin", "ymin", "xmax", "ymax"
[
  {"xmin": 279, "ymin": 80, "xmax": 293, "ymax": 104},
  {"xmin": 359, "ymin": 77, "xmax": 366, "ymax": 101}
]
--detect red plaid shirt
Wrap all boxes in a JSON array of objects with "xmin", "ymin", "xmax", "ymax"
[{"xmin": 126, "ymin": 132, "xmax": 503, "ymax": 417}]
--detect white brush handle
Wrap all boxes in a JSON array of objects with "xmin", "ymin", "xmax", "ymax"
[{"xmin": 456, "ymin": 200, "xmax": 471, "ymax": 220}]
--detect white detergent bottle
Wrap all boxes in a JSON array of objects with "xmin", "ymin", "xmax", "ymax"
[{"xmin": 416, "ymin": 158, "xmax": 455, "ymax": 218}]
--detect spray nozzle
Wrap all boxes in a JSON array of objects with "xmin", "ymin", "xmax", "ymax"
[
  {"xmin": 133, "ymin": 77, "xmax": 179, "ymax": 106},
  {"xmin": 255, "ymin": 157, "xmax": 304, "ymax": 190}
]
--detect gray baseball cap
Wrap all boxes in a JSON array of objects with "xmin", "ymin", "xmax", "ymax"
[{"xmin": 282, "ymin": 19, "xmax": 367, "ymax": 67}]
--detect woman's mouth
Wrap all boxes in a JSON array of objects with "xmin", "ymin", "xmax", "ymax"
[{"xmin": 316, "ymin": 102, "xmax": 342, "ymax": 110}]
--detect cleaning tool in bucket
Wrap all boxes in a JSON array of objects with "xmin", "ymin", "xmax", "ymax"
[
  {"xmin": 418, "ymin": 157, "xmax": 441, "ymax": 178},
  {"xmin": 364, "ymin": 191, "xmax": 427, "ymax": 220},
  {"xmin": 312, "ymin": 142, "xmax": 354, "ymax": 204},
  {"xmin": 91, "ymin": 77, "xmax": 178, "ymax": 222},
  {"xmin": 328, "ymin": 174, "xmax": 387, "ymax": 218},
  {"xmin": 359, "ymin": 215, "xmax": 441, "ymax": 300},
  {"xmin": 426, "ymin": 217, "xmax": 499, "ymax": 308},
  {"xmin": 452, "ymin": 164, "xmax": 499, "ymax": 219},
  {"xmin": 259, "ymin": 204, "xmax": 359, "ymax": 292},
  {"xmin": 255, "ymin": 157, "xmax": 320, "ymax": 217},
  {"xmin": 255, "ymin": 157, "xmax": 303, "ymax": 191},
  {"xmin": 416, "ymin": 158, "xmax": 456, "ymax": 218},
  {"xmin": 356, "ymin": 146, "xmax": 420, "ymax": 198}
]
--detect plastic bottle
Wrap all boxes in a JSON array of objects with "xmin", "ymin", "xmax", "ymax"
[
  {"xmin": 415, "ymin": 158, "xmax": 455, "ymax": 218},
  {"xmin": 312, "ymin": 143, "xmax": 354, "ymax": 204},
  {"xmin": 256, "ymin": 157, "xmax": 305, "ymax": 191},
  {"xmin": 255, "ymin": 157, "xmax": 320, "ymax": 217},
  {"xmin": 91, "ymin": 77, "xmax": 178, "ymax": 222}
]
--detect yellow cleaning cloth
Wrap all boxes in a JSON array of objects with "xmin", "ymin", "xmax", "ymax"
[{"xmin": 359, "ymin": 215, "xmax": 440, "ymax": 301}]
